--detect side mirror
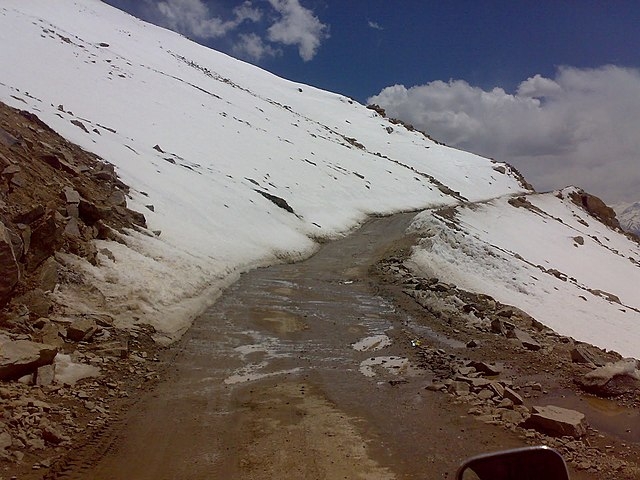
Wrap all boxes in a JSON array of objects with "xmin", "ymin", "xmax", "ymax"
[{"xmin": 456, "ymin": 446, "xmax": 569, "ymax": 480}]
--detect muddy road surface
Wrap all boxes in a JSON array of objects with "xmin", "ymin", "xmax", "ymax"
[{"xmin": 81, "ymin": 214, "xmax": 547, "ymax": 479}]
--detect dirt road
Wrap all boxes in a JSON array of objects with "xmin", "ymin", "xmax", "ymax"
[{"xmin": 75, "ymin": 213, "xmax": 532, "ymax": 479}]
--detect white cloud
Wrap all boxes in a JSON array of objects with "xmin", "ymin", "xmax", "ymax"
[
  {"xmin": 267, "ymin": 0, "xmax": 330, "ymax": 61},
  {"xmin": 233, "ymin": 33, "xmax": 281, "ymax": 61},
  {"xmin": 368, "ymin": 66, "xmax": 640, "ymax": 204},
  {"xmin": 367, "ymin": 20, "xmax": 383, "ymax": 31},
  {"xmin": 154, "ymin": 0, "xmax": 261, "ymax": 39}
]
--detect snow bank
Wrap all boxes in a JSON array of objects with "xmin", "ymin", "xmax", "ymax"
[
  {"xmin": 409, "ymin": 188, "xmax": 640, "ymax": 359},
  {"xmin": 0, "ymin": 1, "xmax": 527, "ymax": 341}
]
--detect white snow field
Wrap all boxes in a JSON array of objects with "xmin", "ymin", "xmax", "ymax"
[
  {"xmin": 409, "ymin": 187, "xmax": 640, "ymax": 359},
  {"xmin": 1, "ymin": 1, "xmax": 639, "ymax": 359}
]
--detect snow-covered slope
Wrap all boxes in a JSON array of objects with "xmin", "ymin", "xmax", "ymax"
[
  {"xmin": 0, "ymin": 0, "xmax": 527, "ymax": 341},
  {"xmin": 615, "ymin": 202, "xmax": 640, "ymax": 237},
  {"xmin": 409, "ymin": 187, "xmax": 640, "ymax": 359},
  {"xmin": 2, "ymin": 1, "xmax": 638, "ymax": 359}
]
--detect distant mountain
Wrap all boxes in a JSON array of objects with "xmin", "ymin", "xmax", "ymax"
[{"xmin": 616, "ymin": 202, "xmax": 640, "ymax": 237}]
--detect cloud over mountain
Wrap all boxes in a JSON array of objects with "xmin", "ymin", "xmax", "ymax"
[
  {"xmin": 140, "ymin": 0, "xmax": 328, "ymax": 62},
  {"xmin": 369, "ymin": 66, "xmax": 640, "ymax": 204}
]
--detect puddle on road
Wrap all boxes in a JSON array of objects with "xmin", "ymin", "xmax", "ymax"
[
  {"xmin": 404, "ymin": 321, "xmax": 467, "ymax": 349},
  {"xmin": 352, "ymin": 334, "xmax": 393, "ymax": 352},
  {"xmin": 224, "ymin": 367, "xmax": 303, "ymax": 385},
  {"xmin": 544, "ymin": 390, "xmax": 640, "ymax": 443},
  {"xmin": 253, "ymin": 309, "xmax": 309, "ymax": 335}
]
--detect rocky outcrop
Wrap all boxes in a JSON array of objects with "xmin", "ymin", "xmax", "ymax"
[
  {"xmin": 0, "ymin": 339, "xmax": 57, "ymax": 381},
  {"xmin": 0, "ymin": 221, "xmax": 20, "ymax": 306},
  {"xmin": 0, "ymin": 101, "xmax": 148, "ymax": 320},
  {"xmin": 569, "ymin": 190, "xmax": 620, "ymax": 230}
]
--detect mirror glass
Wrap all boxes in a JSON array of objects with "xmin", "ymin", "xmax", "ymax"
[{"xmin": 456, "ymin": 446, "xmax": 569, "ymax": 480}]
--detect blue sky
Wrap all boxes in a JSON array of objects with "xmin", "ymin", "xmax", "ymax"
[{"xmin": 103, "ymin": 0, "xmax": 640, "ymax": 205}]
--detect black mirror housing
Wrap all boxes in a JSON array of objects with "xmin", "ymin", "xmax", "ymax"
[{"xmin": 456, "ymin": 446, "xmax": 569, "ymax": 480}]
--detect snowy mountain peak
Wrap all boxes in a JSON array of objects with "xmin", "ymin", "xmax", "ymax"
[{"xmin": 617, "ymin": 202, "xmax": 640, "ymax": 237}]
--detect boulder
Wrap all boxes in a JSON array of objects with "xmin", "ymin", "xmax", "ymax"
[
  {"xmin": 108, "ymin": 189, "xmax": 127, "ymax": 207},
  {"xmin": 502, "ymin": 386, "xmax": 524, "ymax": 405},
  {"xmin": 467, "ymin": 361, "xmax": 503, "ymax": 376},
  {"xmin": 0, "ymin": 221, "xmax": 20, "ymax": 306},
  {"xmin": 0, "ymin": 340, "xmax": 58, "ymax": 381},
  {"xmin": 66, "ymin": 317, "xmax": 98, "ymax": 342},
  {"xmin": 507, "ymin": 328, "xmax": 541, "ymax": 351},
  {"xmin": 577, "ymin": 359, "xmax": 640, "ymax": 396},
  {"xmin": 448, "ymin": 381, "xmax": 470, "ymax": 396},
  {"xmin": 11, "ymin": 288, "xmax": 51, "ymax": 317},
  {"xmin": 39, "ymin": 322, "xmax": 64, "ymax": 347},
  {"xmin": 491, "ymin": 318, "xmax": 515, "ymax": 336},
  {"xmin": 38, "ymin": 256, "xmax": 59, "ymax": 292},
  {"xmin": 42, "ymin": 425, "xmax": 69, "ymax": 445},
  {"xmin": 523, "ymin": 405, "xmax": 587, "ymax": 438},
  {"xmin": 570, "ymin": 345, "xmax": 606, "ymax": 367},
  {"xmin": 36, "ymin": 364, "xmax": 56, "ymax": 386},
  {"xmin": 0, "ymin": 431, "xmax": 12, "ymax": 451},
  {"xmin": 26, "ymin": 212, "xmax": 60, "ymax": 271}
]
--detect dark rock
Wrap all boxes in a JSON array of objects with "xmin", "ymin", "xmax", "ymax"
[
  {"xmin": 506, "ymin": 328, "xmax": 541, "ymax": 351},
  {"xmin": 26, "ymin": 212, "xmax": 60, "ymax": 271},
  {"xmin": 108, "ymin": 190, "xmax": 127, "ymax": 207},
  {"xmin": 577, "ymin": 359, "xmax": 640, "ymax": 397},
  {"xmin": 496, "ymin": 307, "xmax": 514, "ymax": 317},
  {"xmin": 79, "ymin": 198, "xmax": 111, "ymax": 225},
  {"xmin": 254, "ymin": 189, "xmax": 296, "ymax": 215},
  {"xmin": 64, "ymin": 216, "xmax": 81, "ymax": 237},
  {"xmin": 13, "ymin": 204, "xmax": 45, "ymax": 224},
  {"xmin": 547, "ymin": 268, "xmax": 567, "ymax": 281},
  {"xmin": 0, "ymin": 221, "xmax": 20, "ymax": 306},
  {"xmin": 63, "ymin": 186, "xmax": 81, "ymax": 204},
  {"xmin": 502, "ymin": 386, "xmax": 524, "ymax": 405},
  {"xmin": 491, "ymin": 318, "xmax": 515, "ymax": 335},
  {"xmin": 448, "ymin": 381, "xmax": 470, "ymax": 396},
  {"xmin": 2, "ymin": 164, "xmax": 21, "ymax": 176},
  {"xmin": 41, "ymin": 425, "xmax": 69, "ymax": 445},
  {"xmin": 38, "ymin": 256, "xmax": 59, "ymax": 292},
  {"xmin": 66, "ymin": 317, "xmax": 98, "ymax": 342},
  {"xmin": 35, "ymin": 364, "xmax": 56, "ymax": 386},
  {"xmin": 70, "ymin": 119, "xmax": 90, "ymax": 133},
  {"xmin": 569, "ymin": 190, "xmax": 620, "ymax": 230},
  {"xmin": 523, "ymin": 405, "xmax": 587, "ymax": 438},
  {"xmin": 467, "ymin": 361, "xmax": 503, "ymax": 376},
  {"xmin": 92, "ymin": 170, "xmax": 116, "ymax": 181},
  {"xmin": 38, "ymin": 323, "xmax": 63, "ymax": 347},
  {"xmin": 570, "ymin": 345, "xmax": 606, "ymax": 367},
  {"xmin": 0, "ymin": 127, "xmax": 19, "ymax": 147},
  {"xmin": 0, "ymin": 340, "xmax": 57, "ymax": 381},
  {"xmin": 40, "ymin": 154, "xmax": 79, "ymax": 175},
  {"xmin": 17, "ymin": 223, "xmax": 31, "ymax": 257},
  {"xmin": 11, "ymin": 288, "xmax": 51, "ymax": 317}
]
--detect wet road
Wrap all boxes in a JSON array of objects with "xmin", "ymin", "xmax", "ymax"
[{"xmin": 85, "ymin": 213, "xmax": 523, "ymax": 479}]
